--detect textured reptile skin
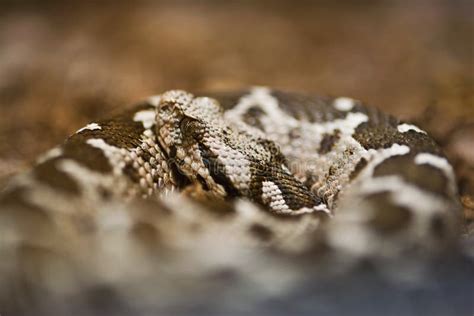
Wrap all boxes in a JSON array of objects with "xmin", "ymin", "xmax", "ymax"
[{"xmin": 0, "ymin": 87, "xmax": 464, "ymax": 315}]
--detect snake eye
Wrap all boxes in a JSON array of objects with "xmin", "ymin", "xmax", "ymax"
[
  {"xmin": 158, "ymin": 101, "xmax": 174, "ymax": 113},
  {"xmin": 180, "ymin": 117, "xmax": 201, "ymax": 137},
  {"xmin": 160, "ymin": 104, "xmax": 170, "ymax": 112}
]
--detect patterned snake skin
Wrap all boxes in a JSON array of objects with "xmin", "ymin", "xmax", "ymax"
[{"xmin": 0, "ymin": 87, "xmax": 465, "ymax": 315}]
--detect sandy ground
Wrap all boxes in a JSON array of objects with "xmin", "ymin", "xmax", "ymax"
[{"xmin": 0, "ymin": 0, "xmax": 472, "ymax": 231}]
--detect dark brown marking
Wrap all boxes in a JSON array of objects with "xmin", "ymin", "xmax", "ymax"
[
  {"xmin": 319, "ymin": 130, "xmax": 341, "ymax": 154},
  {"xmin": 0, "ymin": 186, "xmax": 48, "ymax": 213},
  {"xmin": 33, "ymin": 158, "xmax": 81, "ymax": 195},
  {"xmin": 97, "ymin": 185, "xmax": 112, "ymax": 200},
  {"xmin": 198, "ymin": 143, "xmax": 239, "ymax": 197},
  {"xmin": 258, "ymin": 138, "xmax": 287, "ymax": 164},
  {"xmin": 206, "ymin": 268, "xmax": 239, "ymax": 282},
  {"xmin": 373, "ymin": 154, "xmax": 450, "ymax": 198},
  {"xmin": 289, "ymin": 128, "xmax": 302, "ymax": 140},
  {"xmin": 62, "ymin": 139, "xmax": 113, "ymax": 173},
  {"xmin": 196, "ymin": 174, "xmax": 210, "ymax": 191},
  {"xmin": 0, "ymin": 186, "xmax": 55, "ymax": 240},
  {"xmin": 250, "ymin": 164, "xmax": 325, "ymax": 213},
  {"xmin": 122, "ymin": 163, "xmax": 141, "ymax": 184},
  {"xmin": 242, "ymin": 106, "xmax": 265, "ymax": 131},
  {"xmin": 249, "ymin": 223, "xmax": 274, "ymax": 241},
  {"xmin": 75, "ymin": 119, "xmax": 145, "ymax": 150},
  {"xmin": 430, "ymin": 214, "xmax": 446, "ymax": 239},
  {"xmin": 367, "ymin": 192, "xmax": 413, "ymax": 234},
  {"xmin": 303, "ymin": 171, "xmax": 319, "ymax": 188},
  {"xmin": 131, "ymin": 222, "xmax": 162, "ymax": 248},
  {"xmin": 353, "ymin": 121, "xmax": 441, "ymax": 154},
  {"xmin": 168, "ymin": 146, "xmax": 193, "ymax": 189},
  {"xmin": 196, "ymin": 198, "xmax": 236, "ymax": 217},
  {"xmin": 272, "ymin": 90, "xmax": 348, "ymax": 123},
  {"xmin": 72, "ymin": 103, "xmax": 154, "ymax": 151}
]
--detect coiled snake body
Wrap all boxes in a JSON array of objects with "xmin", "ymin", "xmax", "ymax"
[{"xmin": 0, "ymin": 87, "xmax": 463, "ymax": 314}]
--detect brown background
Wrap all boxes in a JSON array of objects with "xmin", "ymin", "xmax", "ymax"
[{"xmin": 0, "ymin": 0, "xmax": 472, "ymax": 230}]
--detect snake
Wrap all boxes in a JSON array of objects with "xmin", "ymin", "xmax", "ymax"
[{"xmin": 0, "ymin": 87, "xmax": 463, "ymax": 314}]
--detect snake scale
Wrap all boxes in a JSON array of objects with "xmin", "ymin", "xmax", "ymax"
[{"xmin": 0, "ymin": 87, "xmax": 464, "ymax": 315}]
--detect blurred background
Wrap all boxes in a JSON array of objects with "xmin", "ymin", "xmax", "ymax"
[{"xmin": 0, "ymin": 0, "xmax": 472, "ymax": 231}]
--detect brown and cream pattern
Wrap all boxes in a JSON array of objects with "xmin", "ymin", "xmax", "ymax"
[{"xmin": 0, "ymin": 87, "xmax": 462, "ymax": 314}]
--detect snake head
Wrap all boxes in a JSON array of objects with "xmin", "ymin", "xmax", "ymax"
[
  {"xmin": 156, "ymin": 90, "xmax": 195, "ymax": 150},
  {"xmin": 156, "ymin": 90, "xmax": 229, "ymax": 195},
  {"xmin": 157, "ymin": 90, "xmax": 223, "ymax": 149}
]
